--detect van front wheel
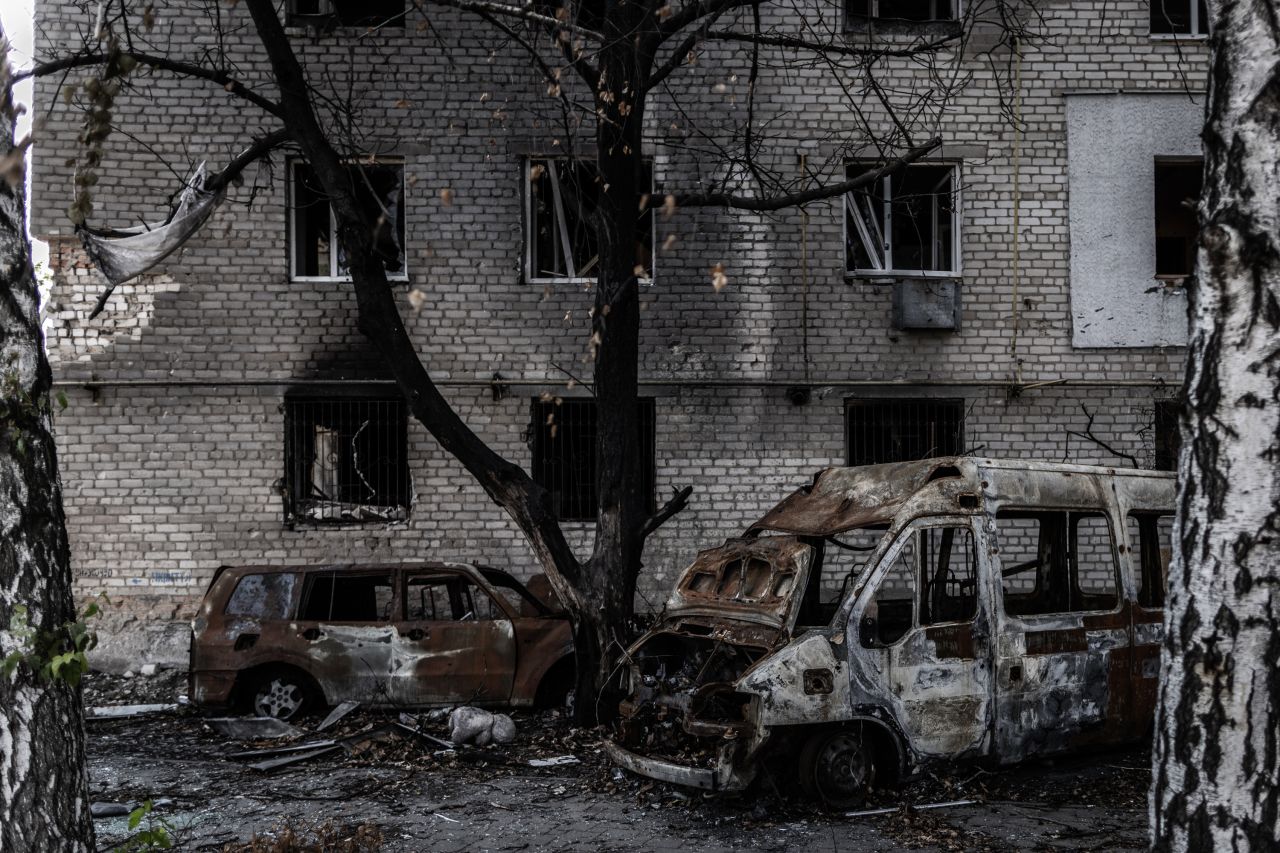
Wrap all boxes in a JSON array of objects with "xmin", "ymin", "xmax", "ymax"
[
  {"xmin": 798, "ymin": 729, "xmax": 875, "ymax": 810},
  {"xmin": 249, "ymin": 669, "xmax": 314, "ymax": 721}
]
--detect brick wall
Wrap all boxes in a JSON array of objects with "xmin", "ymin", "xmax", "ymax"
[{"xmin": 29, "ymin": 0, "xmax": 1203, "ymax": 668}]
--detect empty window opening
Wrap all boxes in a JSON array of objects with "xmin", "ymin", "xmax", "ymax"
[
  {"xmin": 1154, "ymin": 399, "xmax": 1181, "ymax": 471},
  {"xmin": 862, "ymin": 536, "xmax": 916, "ymax": 647},
  {"xmin": 406, "ymin": 575, "xmax": 507, "ymax": 622},
  {"xmin": 847, "ymin": 0, "xmax": 958, "ymax": 22},
  {"xmin": 918, "ymin": 526, "xmax": 978, "ymax": 626},
  {"xmin": 846, "ymin": 161, "xmax": 959, "ymax": 275},
  {"xmin": 284, "ymin": 395, "xmax": 411, "ymax": 524},
  {"xmin": 799, "ymin": 525, "xmax": 888, "ymax": 627},
  {"xmin": 1128, "ymin": 512, "xmax": 1173, "ymax": 609},
  {"xmin": 997, "ymin": 510, "xmax": 1119, "ymax": 616},
  {"xmin": 1150, "ymin": 0, "xmax": 1208, "ymax": 36},
  {"xmin": 299, "ymin": 572, "xmax": 395, "ymax": 621},
  {"xmin": 529, "ymin": 397, "xmax": 655, "ymax": 521},
  {"xmin": 1154, "ymin": 159, "xmax": 1202, "ymax": 279},
  {"xmin": 291, "ymin": 160, "xmax": 406, "ymax": 280},
  {"xmin": 525, "ymin": 158, "xmax": 654, "ymax": 283},
  {"xmin": 845, "ymin": 398, "xmax": 964, "ymax": 466},
  {"xmin": 289, "ymin": 0, "xmax": 405, "ymax": 27},
  {"xmin": 224, "ymin": 573, "xmax": 299, "ymax": 619}
]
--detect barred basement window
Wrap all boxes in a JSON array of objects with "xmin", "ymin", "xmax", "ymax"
[
  {"xmin": 284, "ymin": 395, "xmax": 410, "ymax": 524},
  {"xmin": 525, "ymin": 158, "xmax": 654, "ymax": 283},
  {"xmin": 290, "ymin": 159, "xmax": 406, "ymax": 280},
  {"xmin": 846, "ymin": 162, "xmax": 960, "ymax": 276},
  {"xmin": 846, "ymin": 399, "xmax": 964, "ymax": 466},
  {"xmin": 530, "ymin": 397, "xmax": 656, "ymax": 521},
  {"xmin": 1153, "ymin": 399, "xmax": 1181, "ymax": 471},
  {"xmin": 289, "ymin": 0, "xmax": 405, "ymax": 27},
  {"xmin": 1150, "ymin": 0, "xmax": 1208, "ymax": 36}
]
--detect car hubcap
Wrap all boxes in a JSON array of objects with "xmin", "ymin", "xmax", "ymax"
[
  {"xmin": 255, "ymin": 678, "xmax": 303, "ymax": 719},
  {"xmin": 815, "ymin": 733, "xmax": 871, "ymax": 802}
]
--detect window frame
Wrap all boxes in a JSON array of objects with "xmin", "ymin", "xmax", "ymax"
[
  {"xmin": 844, "ymin": 397, "xmax": 965, "ymax": 466},
  {"xmin": 287, "ymin": 0, "xmax": 407, "ymax": 28},
  {"xmin": 846, "ymin": 0, "xmax": 962, "ymax": 25},
  {"xmin": 282, "ymin": 392, "xmax": 411, "ymax": 527},
  {"xmin": 1149, "ymin": 0, "xmax": 1209, "ymax": 39},
  {"xmin": 995, "ymin": 508, "xmax": 1125, "ymax": 619},
  {"xmin": 1152, "ymin": 156, "xmax": 1203, "ymax": 283},
  {"xmin": 844, "ymin": 160, "xmax": 963, "ymax": 278},
  {"xmin": 523, "ymin": 156, "xmax": 656, "ymax": 286},
  {"xmin": 288, "ymin": 157, "xmax": 409, "ymax": 283}
]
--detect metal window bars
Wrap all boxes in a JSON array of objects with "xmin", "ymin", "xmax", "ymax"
[{"xmin": 845, "ymin": 398, "xmax": 964, "ymax": 466}]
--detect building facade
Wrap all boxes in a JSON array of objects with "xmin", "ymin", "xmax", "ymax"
[{"xmin": 30, "ymin": 0, "xmax": 1207, "ymax": 668}]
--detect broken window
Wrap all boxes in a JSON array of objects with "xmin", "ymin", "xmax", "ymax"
[
  {"xmin": 1154, "ymin": 159, "xmax": 1202, "ymax": 280},
  {"xmin": 846, "ymin": 162, "xmax": 959, "ymax": 275},
  {"xmin": 224, "ymin": 573, "xmax": 299, "ymax": 619},
  {"xmin": 846, "ymin": 0, "xmax": 958, "ymax": 22},
  {"xmin": 800, "ymin": 525, "xmax": 889, "ymax": 626},
  {"xmin": 845, "ymin": 398, "xmax": 964, "ymax": 466},
  {"xmin": 1128, "ymin": 512, "xmax": 1173, "ymax": 609},
  {"xmin": 529, "ymin": 396, "xmax": 656, "ymax": 521},
  {"xmin": 299, "ymin": 572, "xmax": 395, "ymax": 621},
  {"xmin": 289, "ymin": 0, "xmax": 405, "ymax": 27},
  {"xmin": 1153, "ymin": 399, "xmax": 1181, "ymax": 471},
  {"xmin": 1150, "ymin": 0, "xmax": 1208, "ymax": 36},
  {"xmin": 525, "ymin": 158, "xmax": 654, "ymax": 282},
  {"xmin": 284, "ymin": 395, "xmax": 411, "ymax": 524},
  {"xmin": 405, "ymin": 575, "xmax": 507, "ymax": 621},
  {"xmin": 290, "ymin": 160, "xmax": 406, "ymax": 280},
  {"xmin": 918, "ymin": 526, "xmax": 978, "ymax": 626},
  {"xmin": 997, "ymin": 510, "xmax": 1120, "ymax": 616},
  {"xmin": 862, "ymin": 535, "xmax": 916, "ymax": 647}
]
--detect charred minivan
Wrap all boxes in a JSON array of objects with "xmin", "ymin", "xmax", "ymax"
[
  {"xmin": 608, "ymin": 458, "xmax": 1174, "ymax": 807},
  {"xmin": 190, "ymin": 562, "xmax": 574, "ymax": 719}
]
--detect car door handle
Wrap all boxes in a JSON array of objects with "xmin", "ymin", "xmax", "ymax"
[
  {"xmin": 407, "ymin": 628, "xmax": 428, "ymax": 641},
  {"xmin": 301, "ymin": 627, "xmax": 322, "ymax": 641}
]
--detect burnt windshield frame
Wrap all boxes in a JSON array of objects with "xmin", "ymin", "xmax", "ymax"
[{"xmin": 798, "ymin": 525, "xmax": 891, "ymax": 627}]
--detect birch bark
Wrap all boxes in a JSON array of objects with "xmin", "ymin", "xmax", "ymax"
[
  {"xmin": 1151, "ymin": 2, "xmax": 1280, "ymax": 850},
  {"xmin": 0, "ymin": 30, "xmax": 95, "ymax": 852}
]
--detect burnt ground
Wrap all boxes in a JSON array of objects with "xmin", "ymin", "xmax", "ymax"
[{"xmin": 84, "ymin": 672, "xmax": 1151, "ymax": 852}]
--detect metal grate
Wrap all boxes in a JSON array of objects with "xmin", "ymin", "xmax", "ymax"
[
  {"xmin": 845, "ymin": 398, "xmax": 964, "ymax": 466},
  {"xmin": 1153, "ymin": 399, "xmax": 1181, "ymax": 471},
  {"xmin": 284, "ymin": 395, "xmax": 410, "ymax": 524},
  {"xmin": 530, "ymin": 397, "xmax": 655, "ymax": 521}
]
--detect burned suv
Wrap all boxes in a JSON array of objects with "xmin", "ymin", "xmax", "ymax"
[
  {"xmin": 190, "ymin": 562, "xmax": 574, "ymax": 719},
  {"xmin": 608, "ymin": 458, "xmax": 1174, "ymax": 807}
]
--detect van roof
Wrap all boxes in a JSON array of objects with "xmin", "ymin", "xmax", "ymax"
[{"xmin": 749, "ymin": 457, "xmax": 1174, "ymax": 537}]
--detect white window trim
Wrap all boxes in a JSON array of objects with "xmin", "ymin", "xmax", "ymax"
[
  {"xmin": 853, "ymin": 0, "xmax": 963, "ymax": 21},
  {"xmin": 844, "ymin": 161, "xmax": 963, "ymax": 279},
  {"xmin": 1149, "ymin": 0, "xmax": 1208, "ymax": 38},
  {"xmin": 524, "ymin": 157, "xmax": 656, "ymax": 287},
  {"xmin": 289, "ymin": 158, "xmax": 409, "ymax": 283}
]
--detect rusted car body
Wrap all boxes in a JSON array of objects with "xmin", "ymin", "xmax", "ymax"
[
  {"xmin": 608, "ymin": 458, "xmax": 1174, "ymax": 806},
  {"xmin": 190, "ymin": 562, "xmax": 574, "ymax": 718}
]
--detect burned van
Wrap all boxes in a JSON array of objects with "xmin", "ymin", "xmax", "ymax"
[{"xmin": 607, "ymin": 458, "xmax": 1174, "ymax": 807}]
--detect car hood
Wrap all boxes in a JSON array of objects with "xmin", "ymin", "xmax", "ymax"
[{"xmin": 664, "ymin": 536, "xmax": 813, "ymax": 632}]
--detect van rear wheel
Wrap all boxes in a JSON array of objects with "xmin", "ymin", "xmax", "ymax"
[{"xmin": 798, "ymin": 729, "xmax": 875, "ymax": 810}]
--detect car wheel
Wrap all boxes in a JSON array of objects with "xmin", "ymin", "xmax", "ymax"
[
  {"xmin": 798, "ymin": 729, "xmax": 875, "ymax": 810},
  {"xmin": 250, "ymin": 670, "xmax": 313, "ymax": 721}
]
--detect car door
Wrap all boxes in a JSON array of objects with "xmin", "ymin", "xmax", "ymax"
[
  {"xmin": 293, "ymin": 569, "xmax": 398, "ymax": 704},
  {"xmin": 391, "ymin": 569, "xmax": 518, "ymax": 706},
  {"xmin": 992, "ymin": 509, "xmax": 1133, "ymax": 762},
  {"xmin": 854, "ymin": 517, "xmax": 994, "ymax": 760}
]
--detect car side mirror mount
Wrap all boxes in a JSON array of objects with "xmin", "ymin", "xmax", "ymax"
[{"xmin": 859, "ymin": 614, "xmax": 879, "ymax": 648}]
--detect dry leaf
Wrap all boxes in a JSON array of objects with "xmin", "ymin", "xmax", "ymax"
[
  {"xmin": 710, "ymin": 262, "xmax": 728, "ymax": 292},
  {"xmin": 439, "ymin": 188, "xmax": 455, "ymax": 205},
  {"xmin": 406, "ymin": 288, "xmax": 428, "ymax": 311}
]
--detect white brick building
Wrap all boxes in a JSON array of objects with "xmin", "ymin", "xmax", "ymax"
[{"xmin": 30, "ymin": 0, "xmax": 1206, "ymax": 668}]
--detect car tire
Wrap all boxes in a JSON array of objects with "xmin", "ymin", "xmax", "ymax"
[
  {"xmin": 248, "ymin": 668, "xmax": 315, "ymax": 721},
  {"xmin": 797, "ymin": 728, "xmax": 876, "ymax": 810}
]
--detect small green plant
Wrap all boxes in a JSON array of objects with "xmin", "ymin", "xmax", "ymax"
[
  {"xmin": 2, "ymin": 597, "xmax": 104, "ymax": 686},
  {"xmin": 112, "ymin": 800, "xmax": 174, "ymax": 852}
]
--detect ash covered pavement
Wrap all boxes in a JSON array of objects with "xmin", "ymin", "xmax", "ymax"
[{"xmin": 84, "ymin": 672, "xmax": 1150, "ymax": 852}]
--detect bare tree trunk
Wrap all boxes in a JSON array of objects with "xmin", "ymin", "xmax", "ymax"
[
  {"xmin": 0, "ymin": 36, "xmax": 96, "ymax": 852},
  {"xmin": 1151, "ymin": 3, "xmax": 1280, "ymax": 850}
]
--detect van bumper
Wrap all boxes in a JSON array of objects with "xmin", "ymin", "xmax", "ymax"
[
  {"xmin": 604, "ymin": 741, "xmax": 754, "ymax": 792},
  {"xmin": 189, "ymin": 670, "xmax": 237, "ymax": 707}
]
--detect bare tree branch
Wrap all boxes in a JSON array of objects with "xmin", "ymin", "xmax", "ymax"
[{"xmin": 642, "ymin": 485, "xmax": 693, "ymax": 540}]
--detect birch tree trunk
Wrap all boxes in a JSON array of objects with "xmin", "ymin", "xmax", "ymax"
[
  {"xmin": 1150, "ymin": 3, "xmax": 1280, "ymax": 850},
  {"xmin": 0, "ymin": 34, "xmax": 95, "ymax": 851}
]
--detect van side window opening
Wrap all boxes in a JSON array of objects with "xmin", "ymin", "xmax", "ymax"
[
  {"xmin": 1129, "ymin": 512, "xmax": 1174, "ymax": 608},
  {"xmin": 299, "ymin": 572, "xmax": 394, "ymax": 621},
  {"xmin": 997, "ymin": 510, "xmax": 1119, "ymax": 616},
  {"xmin": 918, "ymin": 526, "xmax": 978, "ymax": 626},
  {"xmin": 407, "ymin": 576, "xmax": 506, "ymax": 621},
  {"xmin": 864, "ymin": 535, "xmax": 917, "ymax": 646},
  {"xmin": 224, "ymin": 573, "xmax": 298, "ymax": 619}
]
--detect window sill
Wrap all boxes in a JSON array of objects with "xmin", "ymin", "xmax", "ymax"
[
  {"xmin": 847, "ymin": 271, "xmax": 962, "ymax": 282},
  {"xmin": 526, "ymin": 277, "xmax": 654, "ymax": 287},
  {"xmin": 843, "ymin": 17, "xmax": 962, "ymax": 37},
  {"xmin": 292, "ymin": 274, "xmax": 410, "ymax": 284},
  {"xmin": 1149, "ymin": 32, "xmax": 1209, "ymax": 41}
]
